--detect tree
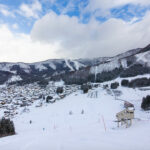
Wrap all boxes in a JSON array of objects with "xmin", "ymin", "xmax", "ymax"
[
  {"xmin": 56, "ymin": 87, "xmax": 63, "ymax": 94},
  {"xmin": 141, "ymin": 95, "xmax": 150, "ymax": 110},
  {"xmin": 0, "ymin": 117, "xmax": 15, "ymax": 137},
  {"xmin": 81, "ymin": 84, "xmax": 90, "ymax": 93},
  {"xmin": 129, "ymin": 78, "xmax": 150, "ymax": 88},
  {"xmin": 46, "ymin": 96, "xmax": 53, "ymax": 103},
  {"xmin": 121, "ymin": 79, "xmax": 129, "ymax": 87},
  {"xmin": 110, "ymin": 82, "xmax": 119, "ymax": 89}
]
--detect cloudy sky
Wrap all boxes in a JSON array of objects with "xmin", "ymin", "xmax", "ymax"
[{"xmin": 0, "ymin": 0, "xmax": 150, "ymax": 62}]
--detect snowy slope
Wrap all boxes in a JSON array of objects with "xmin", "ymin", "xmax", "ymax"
[
  {"xmin": 65, "ymin": 59, "xmax": 74, "ymax": 71},
  {"xmin": 7, "ymin": 75, "xmax": 22, "ymax": 83},
  {"xmin": 0, "ymin": 62, "xmax": 30, "ymax": 73},
  {"xmin": 135, "ymin": 51, "xmax": 150, "ymax": 67},
  {"xmin": 0, "ymin": 44, "xmax": 149, "ymax": 85},
  {"xmin": 34, "ymin": 63, "xmax": 47, "ymax": 71},
  {"xmin": 90, "ymin": 59, "xmax": 128, "ymax": 74},
  {"xmin": 110, "ymin": 48, "xmax": 141, "ymax": 61},
  {"xmin": 0, "ymin": 59, "xmax": 86, "ymax": 74},
  {"xmin": 0, "ymin": 86, "xmax": 150, "ymax": 150},
  {"xmin": 73, "ymin": 60, "xmax": 85, "ymax": 70},
  {"xmin": 0, "ymin": 59, "xmax": 88, "ymax": 85}
]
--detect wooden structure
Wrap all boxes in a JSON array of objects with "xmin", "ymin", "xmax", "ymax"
[
  {"xmin": 124, "ymin": 101, "xmax": 134, "ymax": 109},
  {"xmin": 116, "ymin": 102, "xmax": 134, "ymax": 128},
  {"xmin": 87, "ymin": 91, "xmax": 98, "ymax": 98}
]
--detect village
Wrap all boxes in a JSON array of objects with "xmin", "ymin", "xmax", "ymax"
[
  {"xmin": 0, "ymin": 81, "xmax": 136, "ymax": 129},
  {"xmin": 0, "ymin": 82, "xmax": 80, "ymax": 118},
  {"xmin": 1, "ymin": 78, "xmax": 150, "ymax": 150}
]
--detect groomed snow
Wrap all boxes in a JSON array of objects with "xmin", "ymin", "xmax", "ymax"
[
  {"xmin": 73, "ymin": 61, "xmax": 85, "ymax": 70},
  {"xmin": 49, "ymin": 62, "xmax": 56, "ymax": 70},
  {"xmin": 0, "ymin": 85, "xmax": 150, "ymax": 150},
  {"xmin": 17, "ymin": 63, "xmax": 31, "ymax": 73},
  {"xmin": 65, "ymin": 59, "xmax": 74, "ymax": 71},
  {"xmin": 135, "ymin": 51, "xmax": 150, "ymax": 67},
  {"xmin": 34, "ymin": 63, "xmax": 47, "ymax": 71},
  {"xmin": 7, "ymin": 75, "xmax": 22, "ymax": 83},
  {"xmin": 90, "ymin": 59, "xmax": 127, "ymax": 75}
]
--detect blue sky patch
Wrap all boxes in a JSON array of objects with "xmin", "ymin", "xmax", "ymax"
[
  {"xmin": 111, "ymin": 4, "xmax": 150, "ymax": 22},
  {"xmin": 0, "ymin": 0, "xmax": 150, "ymax": 34}
]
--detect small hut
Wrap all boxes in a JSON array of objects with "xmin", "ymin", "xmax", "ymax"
[
  {"xmin": 124, "ymin": 101, "xmax": 134, "ymax": 109},
  {"xmin": 116, "ymin": 101, "xmax": 134, "ymax": 128}
]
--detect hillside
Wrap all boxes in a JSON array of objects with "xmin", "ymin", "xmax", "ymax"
[
  {"xmin": 0, "ymin": 44, "xmax": 150, "ymax": 149},
  {"xmin": 0, "ymin": 45, "xmax": 145, "ymax": 86},
  {"xmin": 56, "ymin": 45, "xmax": 150, "ymax": 84},
  {"xmin": 0, "ymin": 83, "xmax": 150, "ymax": 150}
]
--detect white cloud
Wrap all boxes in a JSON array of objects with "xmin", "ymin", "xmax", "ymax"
[
  {"xmin": 18, "ymin": 0, "xmax": 42, "ymax": 19},
  {"xmin": 86, "ymin": 0, "xmax": 150, "ymax": 12},
  {"xmin": 0, "ymin": 24, "xmax": 59, "ymax": 62},
  {"xmin": 31, "ymin": 11, "xmax": 150, "ymax": 59},
  {"xmin": 1, "ymin": 0, "xmax": 150, "ymax": 62},
  {"xmin": 12, "ymin": 23, "xmax": 19, "ymax": 29},
  {"xmin": 0, "ymin": 4, "xmax": 14, "ymax": 17},
  {"xmin": 1, "ymin": 9, "xmax": 11, "ymax": 16},
  {"xmin": 83, "ymin": 0, "xmax": 150, "ymax": 18},
  {"xmin": 58, "ymin": 0, "xmax": 77, "ymax": 15}
]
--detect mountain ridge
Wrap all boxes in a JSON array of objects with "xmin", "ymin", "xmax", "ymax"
[{"xmin": 0, "ymin": 44, "xmax": 150, "ymax": 85}]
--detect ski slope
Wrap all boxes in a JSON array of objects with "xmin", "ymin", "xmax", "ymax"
[{"xmin": 0, "ymin": 86, "xmax": 150, "ymax": 150}]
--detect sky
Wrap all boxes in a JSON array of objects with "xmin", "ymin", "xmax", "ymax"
[{"xmin": 0, "ymin": 0, "xmax": 150, "ymax": 62}]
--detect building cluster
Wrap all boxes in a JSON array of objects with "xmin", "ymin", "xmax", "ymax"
[{"xmin": 0, "ymin": 82, "xmax": 80, "ymax": 118}]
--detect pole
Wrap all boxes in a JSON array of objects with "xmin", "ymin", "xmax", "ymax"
[{"xmin": 101, "ymin": 115, "xmax": 106, "ymax": 132}]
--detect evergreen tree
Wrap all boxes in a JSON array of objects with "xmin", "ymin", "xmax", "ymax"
[{"xmin": 0, "ymin": 117, "xmax": 15, "ymax": 137}]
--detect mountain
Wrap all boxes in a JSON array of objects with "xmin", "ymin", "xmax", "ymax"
[
  {"xmin": 0, "ymin": 44, "xmax": 150, "ymax": 86},
  {"xmin": 50, "ymin": 45, "xmax": 150, "ymax": 84},
  {"xmin": 0, "ymin": 59, "xmax": 86, "ymax": 85}
]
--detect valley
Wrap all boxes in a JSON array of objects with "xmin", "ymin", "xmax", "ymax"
[
  {"xmin": 0, "ymin": 82, "xmax": 150, "ymax": 150},
  {"xmin": 0, "ymin": 44, "xmax": 150, "ymax": 150}
]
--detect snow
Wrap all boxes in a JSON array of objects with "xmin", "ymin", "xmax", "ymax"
[
  {"xmin": 34, "ymin": 60, "xmax": 57, "ymax": 70},
  {"xmin": 121, "ymin": 59, "xmax": 127, "ymax": 68},
  {"xmin": 0, "ymin": 63, "xmax": 14, "ymax": 73},
  {"xmin": 17, "ymin": 63, "xmax": 31, "ymax": 73},
  {"xmin": 110, "ymin": 48, "xmax": 141, "ymax": 61},
  {"xmin": 73, "ymin": 61, "xmax": 85, "ymax": 70},
  {"xmin": 1, "ymin": 85, "xmax": 150, "ymax": 150},
  {"xmin": 0, "ymin": 62, "xmax": 31, "ymax": 73},
  {"xmin": 90, "ymin": 59, "xmax": 127, "ymax": 74},
  {"xmin": 135, "ymin": 51, "xmax": 150, "ymax": 67},
  {"xmin": 34, "ymin": 63, "xmax": 47, "ymax": 71},
  {"xmin": 103, "ymin": 74, "xmax": 150, "ymax": 87},
  {"xmin": 54, "ymin": 80, "xmax": 64, "ymax": 86},
  {"xmin": 7, "ymin": 75, "xmax": 22, "ymax": 83},
  {"xmin": 95, "ymin": 66, "xmax": 98, "ymax": 81},
  {"xmin": 49, "ymin": 63, "xmax": 56, "ymax": 70},
  {"xmin": 0, "ymin": 63, "xmax": 31, "ymax": 73},
  {"xmin": 65, "ymin": 59, "xmax": 74, "ymax": 71}
]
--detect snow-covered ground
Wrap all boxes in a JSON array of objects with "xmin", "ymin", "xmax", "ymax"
[{"xmin": 0, "ymin": 86, "xmax": 150, "ymax": 150}]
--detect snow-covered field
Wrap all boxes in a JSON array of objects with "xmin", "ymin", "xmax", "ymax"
[{"xmin": 0, "ymin": 86, "xmax": 150, "ymax": 150}]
